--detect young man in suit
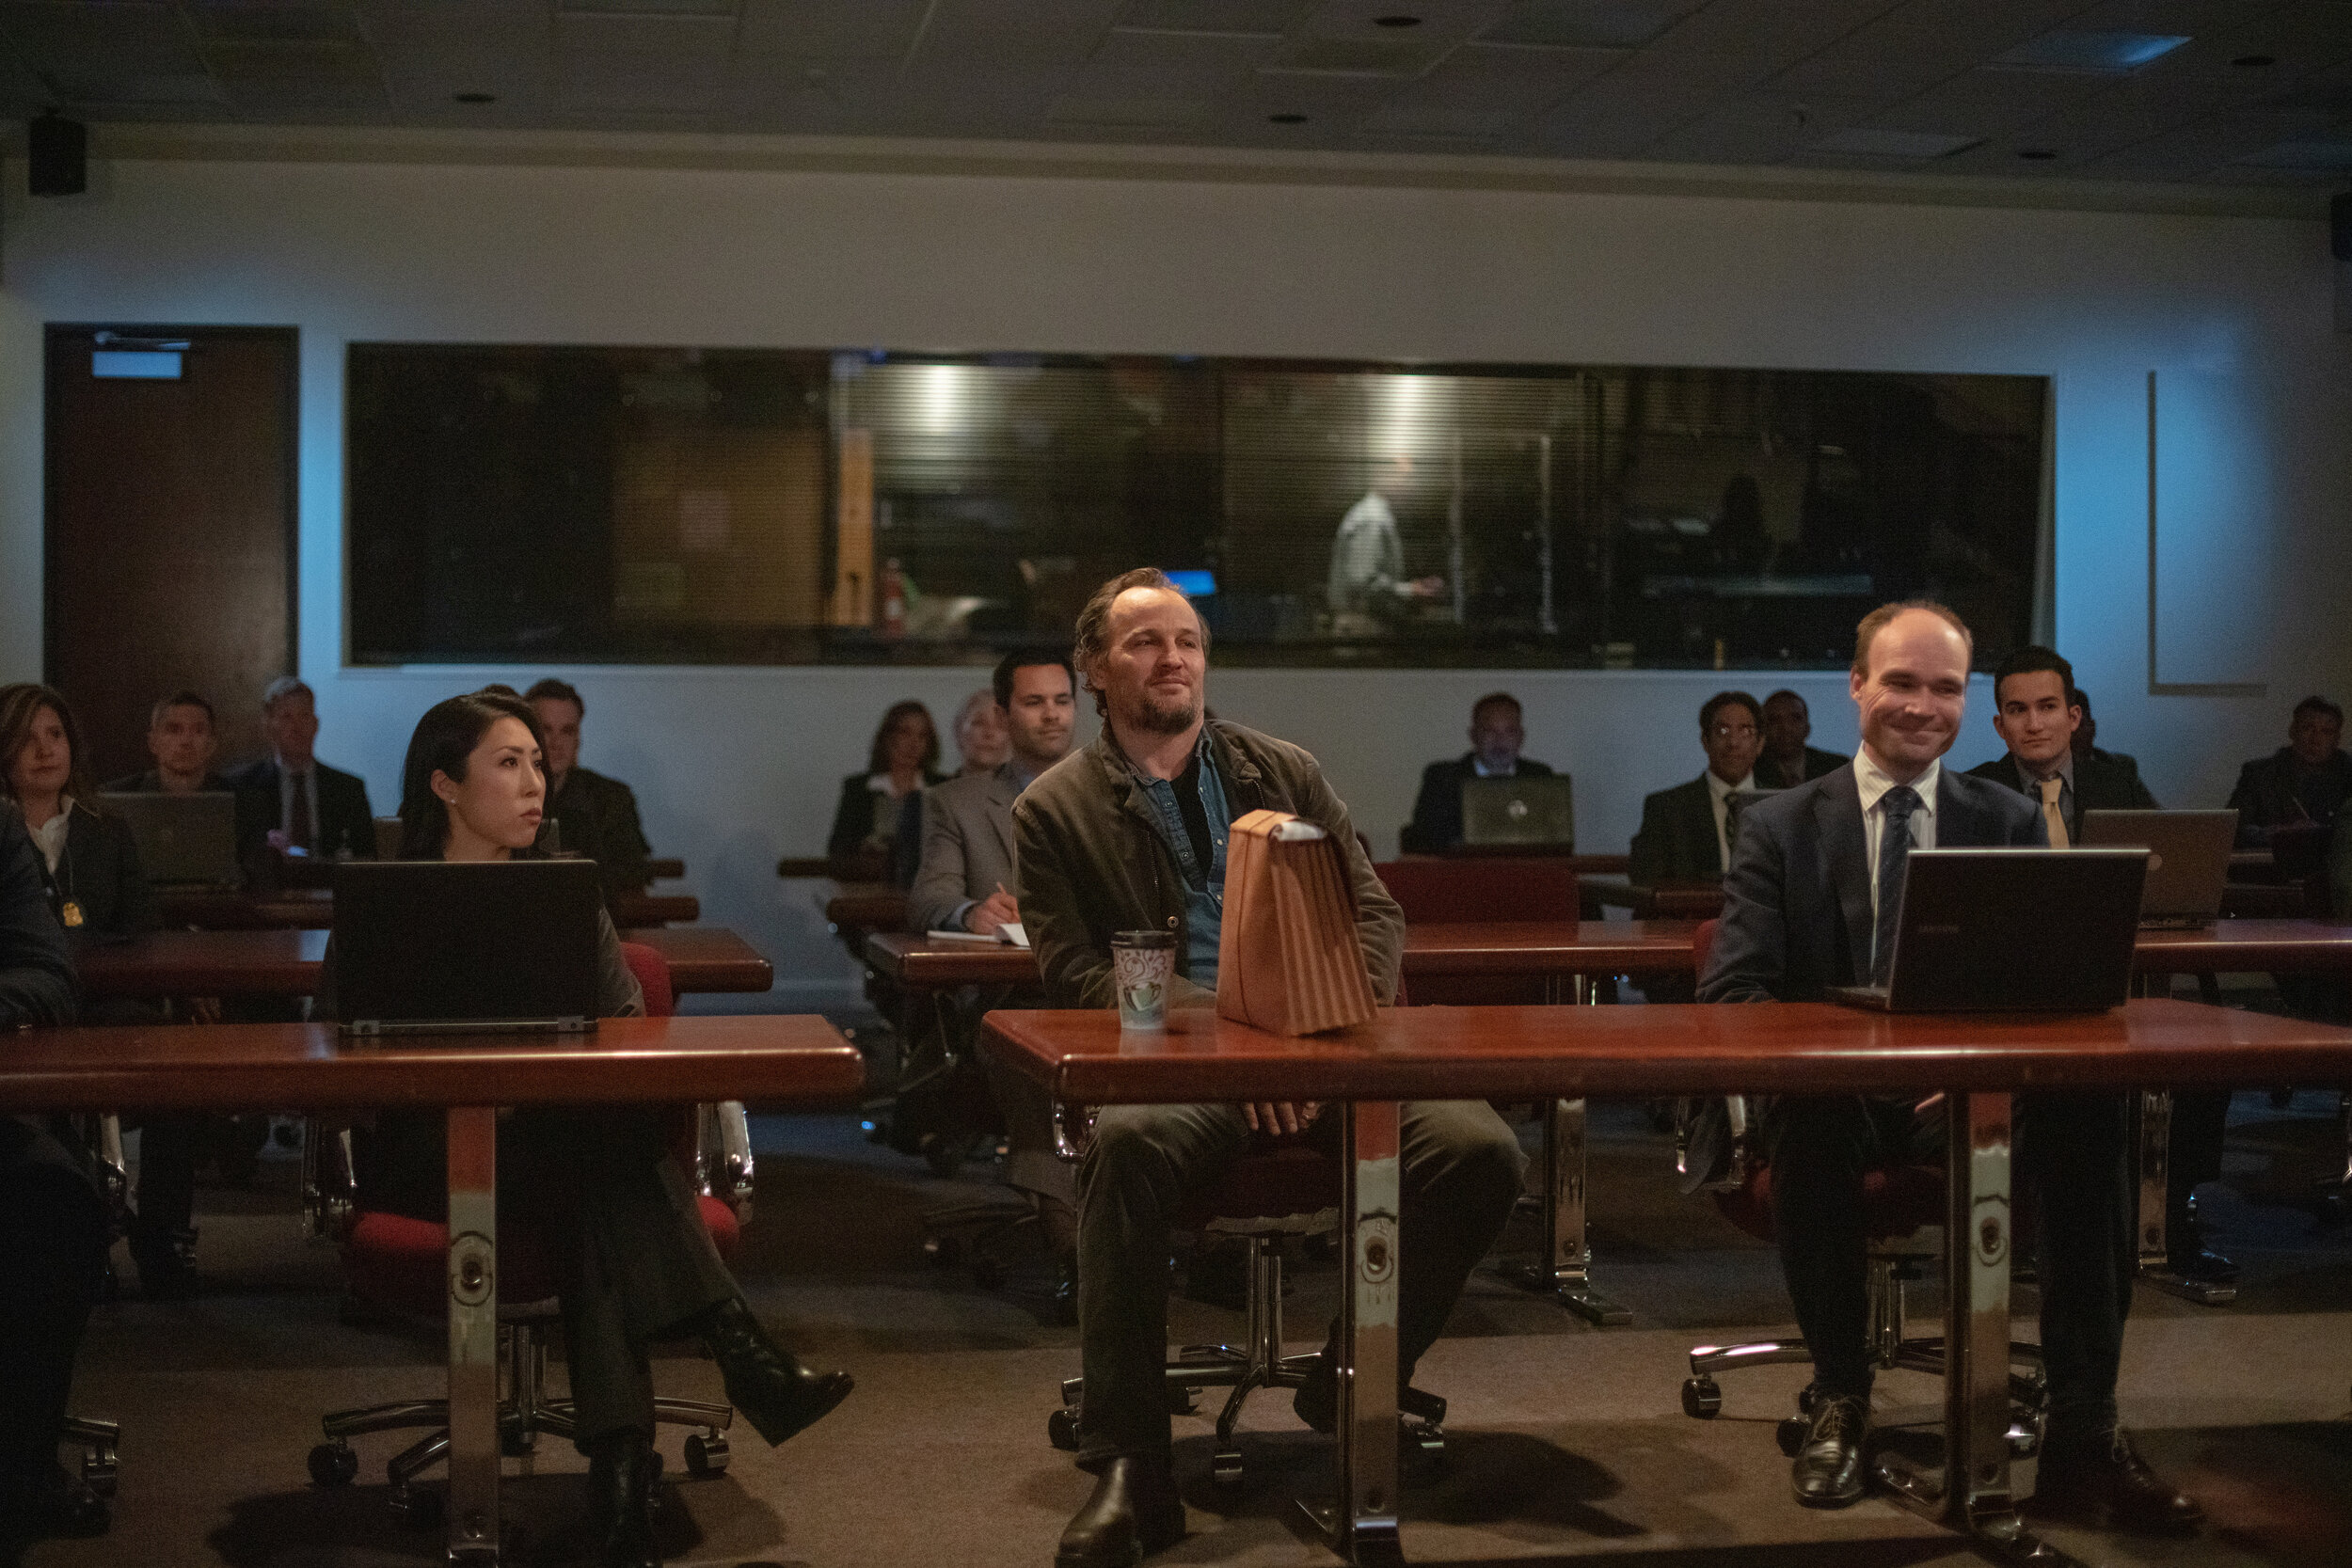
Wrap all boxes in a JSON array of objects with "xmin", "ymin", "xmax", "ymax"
[
  {"xmin": 1401, "ymin": 691, "xmax": 1560, "ymax": 852},
  {"xmin": 1963, "ymin": 647, "xmax": 2155, "ymax": 845},
  {"xmin": 1017, "ymin": 570, "xmax": 1522, "ymax": 1568},
  {"xmin": 525, "ymin": 679, "xmax": 654, "ymax": 904},
  {"xmin": 229, "ymin": 677, "xmax": 375, "ymax": 874},
  {"xmin": 1700, "ymin": 602, "xmax": 2201, "ymax": 1535},
  {"xmin": 1629, "ymin": 690, "xmax": 1763, "ymax": 888},
  {"xmin": 1754, "ymin": 689, "xmax": 1848, "ymax": 790},
  {"xmin": 103, "ymin": 690, "xmax": 232, "ymax": 795}
]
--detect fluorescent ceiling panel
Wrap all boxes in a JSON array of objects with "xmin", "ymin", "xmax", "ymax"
[{"xmin": 1994, "ymin": 31, "xmax": 2191, "ymax": 72}]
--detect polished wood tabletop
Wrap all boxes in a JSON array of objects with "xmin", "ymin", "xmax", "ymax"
[
  {"xmin": 72, "ymin": 926, "xmax": 772, "ymax": 998},
  {"xmin": 1402, "ymin": 920, "xmax": 1701, "ymax": 976},
  {"xmin": 0, "ymin": 1015, "xmax": 862, "ymax": 1114},
  {"xmin": 827, "ymin": 885, "xmax": 909, "ymax": 933},
  {"xmin": 866, "ymin": 930, "xmax": 1034, "ymax": 986},
  {"xmin": 981, "ymin": 999, "xmax": 2352, "ymax": 1105},
  {"xmin": 2132, "ymin": 918, "xmax": 2352, "ymax": 971},
  {"xmin": 1583, "ymin": 879, "xmax": 1729, "ymax": 920}
]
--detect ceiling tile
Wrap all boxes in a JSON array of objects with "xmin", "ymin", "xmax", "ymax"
[
  {"xmin": 1118, "ymin": 0, "xmax": 1312, "ymax": 29},
  {"xmin": 1644, "ymin": 89, "xmax": 1882, "ymax": 163},
  {"xmin": 554, "ymin": 11, "xmax": 736, "ymax": 54},
  {"xmin": 1871, "ymin": 62, "xmax": 2112, "ymax": 137},
  {"xmin": 1481, "ymin": 0, "xmax": 1707, "ymax": 51},
  {"xmin": 1358, "ymin": 40, "xmax": 1619, "ymax": 135},
  {"xmin": 913, "ymin": 0, "xmax": 1124, "ymax": 71},
  {"xmin": 0, "ymin": 2, "xmax": 208, "ymax": 82},
  {"xmin": 1072, "ymin": 24, "xmax": 1281, "ymax": 96},
  {"xmin": 735, "ymin": 0, "xmax": 929, "ymax": 59},
  {"xmin": 355, "ymin": 1, "xmax": 550, "ymax": 49}
]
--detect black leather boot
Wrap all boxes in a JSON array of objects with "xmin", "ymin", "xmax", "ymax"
[
  {"xmin": 584, "ymin": 1430, "xmax": 660, "ymax": 1568},
  {"xmin": 128, "ymin": 1225, "xmax": 199, "ymax": 1301},
  {"xmin": 1790, "ymin": 1393, "xmax": 1869, "ymax": 1508},
  {"xmin": 2028, "ymin": 1426, "xmax": 2204, "ymax": 1536},
  {"xmin": 1054, "ymin": 1456, "xmax": 1184, "ymax": 1568},
  {"xmin": 691, "ymin": 1298, "xmax": 853, "ymax": 1447}
]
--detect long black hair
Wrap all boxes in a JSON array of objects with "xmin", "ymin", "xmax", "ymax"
[{"xmin": 396, "ymin": 689, "xmax": 548, "ymax": 861}]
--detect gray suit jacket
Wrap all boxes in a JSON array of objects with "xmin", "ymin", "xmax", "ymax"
[
  {"xmin": 1698, "ymin": 762, "xmax": 2043, "ymax": 1004},
  {"xmin": 907, "ymin": 760, "xmax": 1027, "ymax": 934}
]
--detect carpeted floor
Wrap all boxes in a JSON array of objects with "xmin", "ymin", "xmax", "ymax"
[{"xmin": 27, "ymin": 1086, "xmax": 2352, "ymax": 1568}]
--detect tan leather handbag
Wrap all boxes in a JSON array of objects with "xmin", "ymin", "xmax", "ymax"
[{"xmin": 1216, "ymin": 809, "xmax": 1378, "ymax": 1037}]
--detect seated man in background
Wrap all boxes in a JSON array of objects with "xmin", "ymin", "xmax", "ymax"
[
  {"xmin": 1017, "ymin": 570, "xmax": 1522, "ymax": 1568},
  {"xmin": 1754, "ymin": 689, "xmax": 1846, "ymax": 790},
  {"xmin": 1963, "ymin": 648, "xmax": 2155, "ymax": 846},
  {"xmin": 1629, "ymin": 689, "xmax": 1762, "ymax": 887},
  {"xmin": 230, "ymin": 676, "xmax": 374, "ymax": 876},
  {"xmin": 104, "ymin": 690, "xmax": 230, "ymax": 794},
  {"xmin": 1702, "ymin": 601, "xmax": 2200, "ymax": 1535},
  {"xmin": 525, "ymin": 679, "xmax": 653, "ymax": 902},
  {"xmin": 2066, "ymin": 687, "xmax": 2145, "ymax": 775},
  {"xmin": 2228, "ymin": 695, "xmax": 2352, "ymax": 846},
  {"xmin": 907, "ymin": 651, "xmax": 1081, "ymax": 1292},
  {"xmin": 1401, "ymin": 690, "xmax": 1558, "ymax": 852},
  {"xmin": 0, "ymin": 808, "xmax": 112, "ymax": 1554}
]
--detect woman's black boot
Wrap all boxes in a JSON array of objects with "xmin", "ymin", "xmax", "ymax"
[
  {"xmin": 584, "ymin": 1430, "xmax": 660, "ymax": 1568},
  {"xmin": 693, "ymin": 1298, "xmax": 853, "ymax": 1447}
]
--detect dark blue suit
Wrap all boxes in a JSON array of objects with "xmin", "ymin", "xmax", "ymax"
[{"xmin": 1700, "ymin": 762, "xmax": 2134, "ymax": 1434}]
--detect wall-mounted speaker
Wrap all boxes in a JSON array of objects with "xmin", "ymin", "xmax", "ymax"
[{"xmin": 29, "ymin": 111, "xmax": 87, "ymax": 197}]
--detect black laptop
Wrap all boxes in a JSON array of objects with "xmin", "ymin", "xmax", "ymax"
[
  {"xmin": 2077, "ymin": 809, "xmax": 2237, "ymax": 928},
  {"xmin": 1826, "ymin": 847, "xmax": 2147, "ymax": 1013},
  {"xmin": 331, "ymin": 860, "xmax": 603, "ymax": 1037},
  {"xmin": 102, "ymin": 791, "xmax": 239, "ymax": 887}
]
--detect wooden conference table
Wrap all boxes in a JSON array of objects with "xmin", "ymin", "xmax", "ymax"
[
  {"xmin": 981, "ymin": 1000, "xmax": 2352, "ymax": 1568},
  {"xmin": 0, "ymin": 1015, "xmax": 862, "ymax": 1567},
  {"xmin": 74, "ymin": 926, "xmax": 774, "ymax": 999}
]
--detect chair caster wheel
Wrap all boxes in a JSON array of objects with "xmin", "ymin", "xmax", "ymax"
[
  {"xmin": 684, "ymin": 1432, "xmax": 730, "ymax": 1477},
  {"xmin": 1776, "ymin": 1416, "xmax": 1808, "ymax": 1458},
  {"xmin": 1047, "ymin": 1406, "xmax": 1081, "ymax": 1452},
  {"xmin": 82, "ymin": 1446, "xmax": 119, "ymax": 1498},
  {"xmin": 308, "ymin": 1441, "xmax": 358, "ymax": 1487},
  {"xmin": 389, "ymin": 1481, "xmax": 442, "ymax": 1528},
  {"xmin": 1681, "ymin": 1376, "xmax": 1722, "ymax": 1418},
  {"xmin": 1796, "ymin": 1384, "xmax": 1817, "ymax": 1415},
  {"xmin": 1211, "ymin": 1450, "xmax": 1243, "ymax": 1486}
]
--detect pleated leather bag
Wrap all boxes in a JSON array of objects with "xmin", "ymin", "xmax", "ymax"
[{"xmin": 1216, "ymin": 809, "xmax": 1378, "ymax": 1037}]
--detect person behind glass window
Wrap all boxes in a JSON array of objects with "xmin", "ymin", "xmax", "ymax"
[
  {"xmin": 2226, "ymin": 695, "xmax": 2351, "ymax": 846},
  {"xmin": 825, "ymin": 700, "xmax": 944, "ymax": 883},
  {"xmin": 228, "ymin": 676, "xmax": 374, "ymax": 876},
  {"xmin": 1401, "ymin": 691, "xmax": 1559, "ymax": 853},
  {"xmin": 104, "ymin": 690, "xmax": 231, "ymax": 795},
  {"xmin": 327, "ymin": 690, "xmax": 852, "ymax": 1568},
  {"xmin": 1755, "ymin": 689, "xmax": 1847, "ymax": 790},
  {"xmin": 1014, "ymin": 569, "xmax": 1523, "ymax": 1568},
  {"xmin": 1325, "ymin": 452, "xmax": 1440, "ymax": 635},
  {"xmin": 1700, "ymin": 602, "xmax": 2201, "ymax": 1534},
  {"xmin": 1630, "ymin": 690, "xmax": 1762, "ymax": 888},
  {"xmin": 524, "ymin": 679, "xmax": 654, "ymax": 903}
]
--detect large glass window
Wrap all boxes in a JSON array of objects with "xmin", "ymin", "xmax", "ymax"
[{"xmin": 347, "ymin": 345, "xmax": 2046, "ymax": 670}]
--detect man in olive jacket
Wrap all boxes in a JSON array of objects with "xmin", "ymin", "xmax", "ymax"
[{"xmin": 1013, "ymin": 569, "xmax": 1523, "ymax": 1568}]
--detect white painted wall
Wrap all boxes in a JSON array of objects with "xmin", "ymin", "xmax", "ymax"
[{"xmin": 1, "ymin": 154, "xmax": 2345, "ymax": 1006}]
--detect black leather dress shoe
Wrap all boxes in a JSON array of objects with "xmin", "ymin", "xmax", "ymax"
[
  {"xmin": 130, "ymin": 1227, "xmax": 201, "ymax": 1301},
  {"xmin": 0, "ymin": 1461, "xmax": 112, "ymax": 1544},
  {"xmin": 691, "ymin": 1298, "xmax": 854, "ymax": 1447},
  {"xmin": 1055, "ymin": 1456, "xmax": 1184, "ymax": 1568},
  {"xmin": 585, "ymin": 1431, "xmax": 660, "ymax": 1568},
  {"xmin": 1790, "ymin": 1394, "xmax": 1869, "ymax": 1508},
  {"xmin": 2028, "ymin": 1428, "xmax": 2204, "ymax": 1536}
]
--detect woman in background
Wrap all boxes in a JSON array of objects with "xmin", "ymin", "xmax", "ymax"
[
  {"xmin": 341, "ymin": 690, "xmax": 851, "ymax": 1568},
  {"xmin": 824, "ymin": 699, "xmax": 944, "ymax": 882}
]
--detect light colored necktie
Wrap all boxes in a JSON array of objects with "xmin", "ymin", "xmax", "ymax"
[{"xmin": 2037, "ymin": 775, "xmax": 2069, "ymax": 849}]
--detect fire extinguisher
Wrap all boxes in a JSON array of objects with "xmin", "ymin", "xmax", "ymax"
[{"xmin": 880, "ymin": 558, "xmax": 906, "ymax": 640}]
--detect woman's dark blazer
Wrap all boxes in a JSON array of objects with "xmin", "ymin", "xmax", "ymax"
[
  {"xmin": 50, "ymin": 804, "xmax": 163, "ymax": 944},
  {"xmin": 825, "ymin": 770, "xmax": 946, "ymax": 861}
]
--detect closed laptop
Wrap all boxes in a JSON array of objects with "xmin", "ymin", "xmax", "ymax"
[
  {"xmin": 1461, "ymin": 775, "xmax": 1575, "ymax": 850},
  {"xmin": 101, "ymin": 791, "xmax": 238, "ymax": 887},
  {"xmin": 2077, "ymin": 809, "xmax": 2236, "ymax": 927},
  {"xmin": 332, "ymin": 859, "xmax": 602, "ymax": 1037},
  {"xmin": 1827, "ymin": 847, "xmax": 2146, "ymax": 1014}
]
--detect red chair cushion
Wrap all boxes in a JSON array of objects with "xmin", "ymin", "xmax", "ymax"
[
  {"xmin": 1374, "ymin": 858, "xmax": 1580, "ymax": 926},
  {"xmin": 343, "ymin": 1195, "xmax": 739, "ymax": 1319},
  {"xmin": 1174, "ymin": 1143, "xmax": 1340, "ymax": 1230},
  {"xmin": 1692, "ymin": 918, "xmax": 1721, "ymax": 981},
  {"xmin": 618, "ymin": 942, "xmax": 675, "ymax": 1018},
  {"xmin": 1712, "ymin": 1160, "xmax": 1947, "ymax": 1244}
]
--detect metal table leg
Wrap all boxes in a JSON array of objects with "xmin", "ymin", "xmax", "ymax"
[
  {"xmin": 1878, "ymin": 1091, "xmax": 2079, "ymax": 1566},
  {"xmin": 1299, "ymin": 1100, "xmax": 1405, "ymax": 1566},
  {"xmin": 1504, "ymin": 973, "xmax": 1629, "ymax": 1324},
  {"xmin": 446, "ymin": 1106, "xmax": 501, "ymax": 1566},
  {"xmin": 2134, "ymin": 1087, "xmax": 2233, "ymax": 1306}
]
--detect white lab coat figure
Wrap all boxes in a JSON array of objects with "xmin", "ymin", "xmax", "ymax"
[{"xmin": 1327, "ymin": 490, "xmax": 1405, "ymax": 629}]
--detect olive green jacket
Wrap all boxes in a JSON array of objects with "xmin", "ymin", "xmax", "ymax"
[{"xmin": 1012, "ymin": 720, "xmax": 1403, "ymax": 1010}]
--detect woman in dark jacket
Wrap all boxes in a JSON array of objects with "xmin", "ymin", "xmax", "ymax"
[
  {"xmin": 824, "ymin": 700, "xmax": 945, "ymax": 882},
  {"xmin": 338, "ymin": 690, "xmax": 850, "ymax": 1568}
]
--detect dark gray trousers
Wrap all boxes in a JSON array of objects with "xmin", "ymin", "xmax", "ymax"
[{"xmin": 1073, "ymin": 1099, "xmax": 1524, "ymax": 1466}]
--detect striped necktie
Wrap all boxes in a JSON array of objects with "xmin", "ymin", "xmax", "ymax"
[{"xmin": 1873, "ymin": 784, "xmax": 1919, "ymax": 987}]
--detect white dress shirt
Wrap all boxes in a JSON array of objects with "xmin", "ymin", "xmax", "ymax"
[
  {"xmin": 29, "ymin": 800, "xmax": 72, "ymax": 874},
  {"xmin": 1705, "ymin": 769, "xmax": 1756, "ymax": 872},
  {"xmin": 1853, "ymin": 751, "xmax": 1939, "ymax": 927}
]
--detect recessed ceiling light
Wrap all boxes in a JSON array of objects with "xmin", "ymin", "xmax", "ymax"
[
  {"xmin": 2233, "ymin": 55, "xmax": 2276, "ymax": 69},
  {"xmin": 2017, "ymin": 149, "xmax": 2058, "ymax": 161},
  {"xmin": 1268, "ymin": 112, "xmax": 1308, "ymax": 124},
  {"xmin": 1375, "ymin": 14, "xmax": 1422, "ymax": 26},
  {"xmin": 453, "ymin": 91, "xmax": 496, "ymax": 104}
]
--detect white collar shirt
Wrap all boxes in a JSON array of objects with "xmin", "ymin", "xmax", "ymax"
[
  {"xmin": 30, "ymin": 800, "xmax": 72, "ymax": 875},
  {"xmin": 1854, "ymin": 752, "xmax": 1939, "ymax": 925},
  {"xmin": 1705, "ymin": 769, "xmax": 1756, "ymax": 872},
  {"xmin": 1470, "ymin": 756, "xmax": 1518, "ymax": 779}
]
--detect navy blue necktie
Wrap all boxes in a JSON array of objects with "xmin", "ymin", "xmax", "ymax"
[{"xmin": 1872, "ymin": 784, "xmax": 1919, "ymax": 986}]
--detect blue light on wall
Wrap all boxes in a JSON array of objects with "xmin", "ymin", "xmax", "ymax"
[{"xmin": 91, "ymin": 350, "xmax": 183, "ymax": 379}]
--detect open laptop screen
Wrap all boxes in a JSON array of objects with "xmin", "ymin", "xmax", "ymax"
[{"xmin": 331, "ymin": 860, "xmax": 603, "ymax": 1036}]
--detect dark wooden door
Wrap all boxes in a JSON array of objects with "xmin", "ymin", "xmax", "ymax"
[{"xmin": 45, "ymin": 326, "xmax": 296, "ymax": 784}]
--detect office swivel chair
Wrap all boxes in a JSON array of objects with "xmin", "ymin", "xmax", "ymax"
[{"xmin": 303, "ymin": 944, "xmax": 751, "ymax": 1526}]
